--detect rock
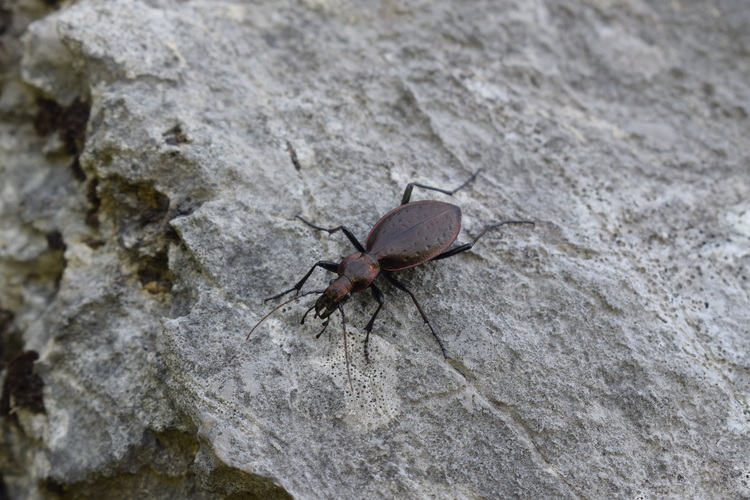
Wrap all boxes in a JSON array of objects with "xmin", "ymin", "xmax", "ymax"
[{"xmin": 1, "ymin": 0, "xmax": 748, "ymax": 498}]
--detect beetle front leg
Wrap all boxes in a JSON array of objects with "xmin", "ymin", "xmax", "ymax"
[
  {"xmin": 295, "ymin": 215, "xmax": 366, "ymax": 253},
  {"xmin": 400, "ymin": 169, "xmax": 483, "ymax": 205},
  {"xmin": 383, "ymin": 274, "xmax": 448, "ymax": 359},
  {"xmin": 363, "ymin": 284, "xmax": 385, "ymax": 363},
  {"xmin": 266, "ymin": 260, "xmax": 339, "ymax": 301}
]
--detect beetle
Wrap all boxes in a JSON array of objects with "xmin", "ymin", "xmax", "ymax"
[{"xmin": 247, "ymin": 169, "xmax": 533, "ymax": 371}]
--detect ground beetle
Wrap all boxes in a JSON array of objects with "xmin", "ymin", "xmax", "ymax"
[{"xmin": 247, "ymin": 170, "xmax": 533, "ymax": 387}]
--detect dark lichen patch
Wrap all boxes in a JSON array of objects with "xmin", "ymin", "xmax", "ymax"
[
  {"xmin": 205, "ymin": 464, "xmax": 294, "ymax": 500},
  {"xmin": 32, "ymin": 97, "xmax": 91, "ymax": 154},
  {"xmin": 0, "ymin": 309, "xmax": 13, "ymax": 336},
  {"xmin": 89, "ymin": 176, "xmax": 180, "ymax": 294},
  {"xmin": 83, "ymin": 237, "xmax": 105, "ymax": 249},
  {"xmin": 137, "ymin": 189, "xmax": 170, "ymax": 227},
  {"xmin": 127, "ymin": 428, "xmax": 201, "ymax": 477},
  {"xmin": 44, "ymin": 231, "xmax": 67, "ymax": 289},
  {"xmin": 164, "ymin": 223, "xmax": 181, "ymax": 243},
  {"xmin": 40, "ymin": 478, "xmax": 65, "ymax": 496},
  {"xmin": 58, "ymin": 98, "xmax": 90, "ymax": 154},
  {"xmin": 32, "ymin": 98, "xmax": 62, "ymax": 136},
  {"xmin": 0, "ymin": 308, "xmax": 18, "ymax": 363},
  {"xmin": 142, "ymin": 279, "xmax": 174, "ymax": 295},
  {"xmin": 85, "ymin": 178, "xmax": 101, "ymax": 228},
  {"xmin": 0, "ymin": 351, "xmax": 45, "ymax": 421},
  {"xmin": 0, "ymin": 476, "xmax": 8, "ymax": 500},
  {"xmin": 37, "ymin": 428, "xmax": 210, "ymax": 499},
  {"xmin": 46, "ymin": 230, "xmax": 65, "ymax": 251},
  {"xmin": 162, "ymin": 124, "xmax": 191, "ymax": 146},
  {"xmin": 137, "ymin": 252, "xmax": 174, "ymax": 295},
  {"xmin": 0, "ymin": 5, "xmax": 11, "ymax": 36},
  {"xmin": 70, "ymin": 156, "xmax": 86, "ymax": 182},
  {"xmin": 99, "ymin": 179, "xmax": 171, "ymax": 229},
  {"xmin": 86, "ymin": 178, "xmax": 100, "ymax": 206}
]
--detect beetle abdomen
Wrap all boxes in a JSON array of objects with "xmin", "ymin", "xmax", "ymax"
[{"xmin": 366, "ymin": 200, "xmax": 461, "ymax": 271}]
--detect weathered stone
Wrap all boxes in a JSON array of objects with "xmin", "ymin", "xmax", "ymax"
[{"xmin": 1, "ymin": 0, "xmax": 747, "ymax": 498}]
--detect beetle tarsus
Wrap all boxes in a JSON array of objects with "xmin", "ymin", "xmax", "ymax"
[
  {"xmin": 384, "ymin": 274, "xmax": 448, "ymax": 359},
  {"xmin": 431, "ymin": 220, "xmax": 535, "ymax": 261},
  {"xmin": 363, "ymin": 284, "xmax": 385, "ymax": 363},
  {"xmin": 364, "ymin": 285, "xmax": 385, "ymax": 333},
  {"xmin": 400, "ymin": 168, "xmax": 483, "ymax": 205},
  {"xmin": 265, "ymin": 286, "xmax": 298, "ymax": 302},
  {"xmin": 266, "ymin": 260, "xmax": 339, "ymax": 301},
  {"xmin": 301, "ymin": 303, "xmax": 316, "ymax": 324},
  {"xmin": 295, "ymin": 216, "xmax": 366, "ymax": 253},
  {"xmin": 363, "ymin": 336, "xmax": 371, "ymax": 364},
  {"xmin": 338, "ymin": 304, "xmax": 354, "ymax": 392},
  {"xmin": 315, "ymin": 319, "xmax": 330, "ymax": 339}
]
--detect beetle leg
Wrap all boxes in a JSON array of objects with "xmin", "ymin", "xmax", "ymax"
[
  {"xmin": 266, "ymin": 260, "xmax": 339, "ymax": 301},
  {"xmin": 338, "ymin": 304, "xmax": 354, "ymax": 392},
  {"xmin": 295, "ymin": 215, "xmax": 366, "ymax": 253},
  {"xmin": 383, "ymin": 273, "xmax": 448, "ymax": 359},
  {"xmin": 430, "ymin": 220, "xmax": 535, "ymax": 261},
  {"xmin": 301, "ymin": 303, "xmax": 317, "ymax": 324},
  {"xmin": 400, "ymin": 169, "xmax": 483, "ymax": 205},
  {"xmin": 363, "ymin": 284, "xmax": 385, "ymax": 363},
  {"xmin": 315, "ymin": 318, "xmax": 331, "ymax": 338}
]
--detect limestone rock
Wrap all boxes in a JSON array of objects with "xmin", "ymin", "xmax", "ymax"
[{"xmin": 1, "ymin": 0, "xmax": 748, "ymax": 498}]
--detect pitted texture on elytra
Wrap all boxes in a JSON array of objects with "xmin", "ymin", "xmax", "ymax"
[{"xmin": 366, "ymin": 200, "xmax": 461, "ymax": 271}]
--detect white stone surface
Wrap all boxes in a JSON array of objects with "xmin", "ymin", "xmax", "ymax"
[{"xmin": 1, "ymin": 0, "xmax": 748, "ymax": 498}]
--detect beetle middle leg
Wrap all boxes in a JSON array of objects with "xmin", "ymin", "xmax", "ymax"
[
  {"xmin": 266, "ymin": 260, "xmax": 338, "ymax": 301},
  {"xmin": 362, "ymin": 284, "xmax": 385, "ymax": 363},
  {"xmin": 338, "ymin": 304, "xmax": 354, "ymax": 392},
  {"xmin": 383, "ymin": 273, "xmax": 448, "ymax": 359},
  {"xmin": 431, "ymin": 220, "xmax": 535, "ymax": 261},
  {"xmin": 400, "ymin": 169, "xmax": 483, "ymax": 205}
]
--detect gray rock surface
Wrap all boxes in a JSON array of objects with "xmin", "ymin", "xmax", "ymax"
[{"xmin": 1, "ymin": 0, "xmax": 748, "ymax": 498}]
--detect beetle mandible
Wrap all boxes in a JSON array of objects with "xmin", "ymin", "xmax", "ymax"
[{"xmin": 247, "ymin": 169, "xmax": 534, "ymax": 366}]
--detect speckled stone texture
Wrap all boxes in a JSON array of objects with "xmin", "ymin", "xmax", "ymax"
[{"xmin": 1, "ymin": 0, "xmax": 748, "ymax": 498}]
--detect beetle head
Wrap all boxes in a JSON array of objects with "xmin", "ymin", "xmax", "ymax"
[{"xmin": 315, "ymin": 277, "xmax": 352, "ymax": 319}]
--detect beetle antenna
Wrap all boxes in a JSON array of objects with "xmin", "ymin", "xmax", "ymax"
[
  {"xmin": 246, "ymin": 290, "xmax": 324, "ymax": 340},
  {"xmin": 338, "ymin": 304, "xmax": 354, "ymax": 392}
]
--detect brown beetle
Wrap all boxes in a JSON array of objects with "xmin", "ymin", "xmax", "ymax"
[{"xmin": 248, "ymin": 170, "xmax": 533, "ymax": 388}]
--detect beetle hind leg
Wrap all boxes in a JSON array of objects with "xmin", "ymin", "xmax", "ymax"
[
  {"xmin": 430, "ymin": 220, "xmax": 535, "ymax": 261},
  {"xmin": 383, "ymin": 274, "xmax": 448, "ymax": 359},
  {"xmin": 400, "ymin": 169, "xmax": 483, "ymax": 205}
]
